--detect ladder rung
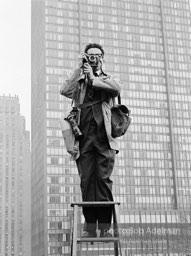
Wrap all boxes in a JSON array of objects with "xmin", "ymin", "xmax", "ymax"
[
  {"xmin": 71, "ymin": 201, "xmax": 120, "ymax": 207},
  {"xmin": 77, "ymin": 237, "xmax": 120, "ymax": 243}
]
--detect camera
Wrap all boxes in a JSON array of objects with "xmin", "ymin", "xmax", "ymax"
[
  {"xmin": 65, "ymin": 108, "xmax": 83, "ymax": 139},
  {"xmin": 83, "ymin": 53, "xmax": 102, "ymax": 66},
  {"xmin": 88, "ymin": 55, "xmax": 97, "ymax": 63}
]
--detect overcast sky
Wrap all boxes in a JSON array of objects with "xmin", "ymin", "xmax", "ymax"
[
  {"xmin": 0, "ymin": 0, "xmax": 31, "ymax": 131},
  {"xmin": 0, "ymin": 0, "xmax": 191, "ymax": 133}
]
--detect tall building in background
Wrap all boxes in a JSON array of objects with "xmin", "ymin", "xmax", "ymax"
[
  {"xmin": 0, "ymin": 95, "xmax": 31, "ymax": 256},
  {"xmin": 31, "ymin": 0, "xmax": 191, "ymax": 255}
]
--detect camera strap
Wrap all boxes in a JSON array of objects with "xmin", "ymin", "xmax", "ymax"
[
  {"xmin": 79, "ymin": 99, "xmax": 104, "ymax": 109},
  {"xmin": 112, "ymin": 94, "xmax": 121, "ymax": 106}
]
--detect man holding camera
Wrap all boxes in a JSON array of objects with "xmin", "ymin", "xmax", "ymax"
[{"xmin": 60, "ymin": 43, "xmax": 121, "ymax": 238}]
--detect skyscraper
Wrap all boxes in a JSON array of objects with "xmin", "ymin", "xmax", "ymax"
[
  {"xmin": 31, "ymin": 0, "xmax": 191, "ymax": 255},
  {"xmin": 0, "ymin": 95, "xmax": 31, "ymax": 256}
]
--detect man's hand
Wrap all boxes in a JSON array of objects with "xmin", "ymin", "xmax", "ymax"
[
  {"xmin": 83, "ymin": 63, "xmax": 95, "ymax": 81},
  {"xmin": 77, "ymin": 53, "xmax": 88, "ymax": 68}
]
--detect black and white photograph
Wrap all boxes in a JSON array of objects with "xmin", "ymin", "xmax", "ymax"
[{"xmin": 1, "ymin": 0, "xmax": 191, "ymax": 255}]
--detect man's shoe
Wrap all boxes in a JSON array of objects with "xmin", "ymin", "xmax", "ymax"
[
  {"xmin": 100, "ymin": 230, "xmax": 113, "ymax": 238},
  {"xmin": 81, "ymin": 231, "xmax": 97, "ymax": 238}
]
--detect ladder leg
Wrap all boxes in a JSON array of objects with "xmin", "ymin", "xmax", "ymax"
[
  {"xmin": 72, "ymin": 205, "xmax": 78, "ymax": 256},
  {"xmin": 113, "ymin": 205, "xmax": 119, "ymax": 236},
  {"xmin": 113, "ymin": 205, "xmax": 119, "ymax": 256},
  {"xmin": 114, "ymin": 241, "xmax": 119, "ymax": 256},
  {"xmin": 115, "ymin": 205, "xmax": 124, "ymax": 256},
  {"xmin": 70, "ymin": 214, "xmax": 74, "ymax": 255}
]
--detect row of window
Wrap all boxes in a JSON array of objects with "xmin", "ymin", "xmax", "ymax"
[
  {"xmin": 133, "ymin": 169, "xmax": 173, "ymax": 177},
  {"xmin": 164, "ymin": 6, "xmax": 190, "ymax": 17},
  {"xmin": 120, "ymin": 210, "xmax": 191, "ymax": 223},
  {"xmin": 47, "ymin": 209, "xmax": 69, "ymax": 217},
  {"xmin": 47, "ymin": 167, "xmax": 77, "ymax": 175},
  {"xmin": 113, "ymin": 195, "xmax": 174, "ymax": 207},
  {"xmin": 47, "ymin": 175, "xmax": 77, "ymax": 184},
  {"xmin": 165, "ymin": 23, "xmax": 191, "ymax": 34},
  {"xmin": 167, "ymin": 30, "xmax": 191, "ymax": 40},
  {"xmin": 82, "ymin": 12, "xmax": 161, "ymax": 24},
  {"xmin": 171, "ymin": 93, "xmax": 191, "ymax": 101},
  {"xmin": 134, "ymin": 159, "xmax": 172, "ymax": 169},
  {"xmin": 128, "ymin": 98, "xmax": 166, "ymax": 109},
  {"xmin": 172, "ymin": 85, "xmax": 190, "ymax": 95},
  {"xmin": 47, "ymin": 195, "xmax": 74, "ymax": 204},
  {"xmin": 48, "ymin": 185, "xmax": 76, "ymax": 194},
  {"xmin": 129, "ymin": 66, "xmax": 165, "ymax": 76},
  {"xmin": 83, "ymin": 0, "xmax": 159, "ymax": 8},
  {"xmin": 46, "ymin": 0, "xmax": 160, "ymax": 10},
  {"xmin": 48, "ymin": 245, "xmax": 69, "ymax": 254},
  {"xmin": 127, "ymin": 50, "xmax": 164, "ymax": 60},
  {"xmin": 168, "ymin": 62, "xmax": 190, "ymax": 71},
  {"xmin": 47, "ymin": 219, "xmax": 70, "ymax": 229},
  {"xmin": 45, "ymin": 0, "xmax": 78, "ymax": 10},
  {"xmin": 165, "ymin": 15, "xmax": 191, "ymax": 25},
  {"xmin": 83, "ymin": 3, "xmax": 160, "ymax": 14},
  {"xmin": 173, "ymin": 127, "xmax": 191, "ymax": 136},
  {"xmin": 132, "ymin": 133, "xmax": 170, "ymax": 143},
  {"xmin": 130, "ymin": 142, "xmax": 170, "ymax": 151},
  {"xmin": 45, "ymin": 0, "xmax": 189, "ymax": 14},
  {"xmin": 170, "ymin": 77, "xmax": 190, "ymax": 87},
  {"xmin": 133, "ymin": 107, "xmax": 168, "ymax": 116},
  {"xmin": 127, "ymin": 90, "xmax": 167, "ymax": 100}
]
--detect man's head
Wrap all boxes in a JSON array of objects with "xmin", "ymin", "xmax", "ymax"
[
  {"xmin": 84, "ymin": 43, "xmax": 105, "ymax": 56},
  {"xmin": 84, "ymin": 43, "xmax": 104, "ymax": 71}
]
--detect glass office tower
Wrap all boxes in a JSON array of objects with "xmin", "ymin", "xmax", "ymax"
[
  {"xmin": 31, "ymin": 0, "xmax": 191, "ymax": 255},
  {"xmin": 0, "ymin": 95, "xmax": 31, "ymax": 256}
]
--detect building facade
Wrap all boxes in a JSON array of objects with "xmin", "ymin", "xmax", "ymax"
[
  {"xmin": 31, "ymin": 0, "xmax": 191, "ymax": 255},
  {"xmin": 0, "ymin": 95, "xmax": 31, "ymax": 256}
]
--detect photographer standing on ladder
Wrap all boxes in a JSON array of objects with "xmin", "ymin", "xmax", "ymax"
[{"xmin": 60, "ymin": 43, "xmax": 121, "ymax": 238}]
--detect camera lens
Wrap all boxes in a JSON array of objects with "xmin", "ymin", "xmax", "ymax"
[{"xmin": 89, "ymin": 55, "xmax": 96, "ymax": 62}]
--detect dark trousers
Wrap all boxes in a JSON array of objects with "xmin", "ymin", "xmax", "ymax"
[{"xmin": 76, "ymin": 120, "xmax": 115, "ymax": 231}]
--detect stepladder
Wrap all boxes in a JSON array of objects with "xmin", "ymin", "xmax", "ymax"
[{"xmin": 70, "ymin": 201, "xmax": 123, "ymax": 256}]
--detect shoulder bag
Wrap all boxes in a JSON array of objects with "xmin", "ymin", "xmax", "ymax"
[{"xmin": 111, "ymin": 95, "xmax": 132, "ymax": 138}]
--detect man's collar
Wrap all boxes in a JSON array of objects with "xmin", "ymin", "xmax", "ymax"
[
  {"xmin": 94, "ymin": 70, "xmax": 102, "ymax": 76},
  {"xmin": 94, "ymin": 69, "xmax": 108, "ymax": 76}
]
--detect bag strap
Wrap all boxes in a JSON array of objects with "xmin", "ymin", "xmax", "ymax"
[
  {"xmin": 116, "ymin": 94, "xmax": 130, "ymax": 115},
  {"xmin": 112, "ymin": 94, "xmax": 121, "ymax": 107},
  {"xmin": 118, "ymin": 94, "xmax": 121, "ymax": 105}
]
